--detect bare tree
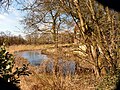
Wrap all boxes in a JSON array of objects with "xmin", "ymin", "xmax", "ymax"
[
  {"xmin": 59, "ymin": 0, "xmax": 120, "ymax": 77},
  {"xmin": 21, "ymin": 0, "xmax": 120, "ymax": 77},
  {"xmin": 22, "ymin": 0, "xmax": 73, "ymax": 48}
]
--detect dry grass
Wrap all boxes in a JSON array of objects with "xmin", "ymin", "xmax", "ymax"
[
  {"xmin": 8, "ymin": 44, "xmax": 96, "ymax": 90},
  {"xmin": 14, "ymin": 56, "xmax": 96, "ymax": 90},
  {"xmin": 7, "ymin": 44, "xmax": 54, "ymax": 54},
  {"xmin": 8, "ymin": 44, "xmax": 117, "ymax": 90}
]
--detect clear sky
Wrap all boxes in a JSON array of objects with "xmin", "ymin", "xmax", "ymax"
[
  {"xmin": 0, "ymin": 5, "xmax": 25, "ymax": 36},
  {"xmin": 0, "ymin": 0, "xmax": 74, "ymax": 37}
]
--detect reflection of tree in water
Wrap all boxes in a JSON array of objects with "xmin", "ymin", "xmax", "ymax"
[
  {"xmin": 28, "ymin": 51, "xmax": 39, "ymax": 61},
  {"xmin": 21, "ymin": 51, "xmax": 76, "ymax": 75},
  {"xmin": 21, "ymin": 51, "xmax": 48, "ymax": 66}
]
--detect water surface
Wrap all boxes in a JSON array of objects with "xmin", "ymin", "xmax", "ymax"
[
  {"xmin": 17, "ymin": 50, "xmax": 76, "ymax": 75},
  {"xmin": 18, "ymin": 51, "xmax": 48, "ymax": 66}
]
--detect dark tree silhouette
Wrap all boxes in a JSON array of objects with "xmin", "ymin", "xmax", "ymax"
[
  {"xmin": 96, "ymin": 0, "xmax": 120, "ymax": 12},
  {"xmin": 96, "ymin": 0, "xmax": 120, "ymax": 90},
  {"xmin": 0, "ymin": 78, "xmax": 20, "ymax": 90}
]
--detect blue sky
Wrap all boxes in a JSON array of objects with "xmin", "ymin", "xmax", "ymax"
[
  {"xmin": 0, "ymin": 5, "xmax": 25, "ymax": 36},
  {"xmin": 0, "ymin": 0, "xmax": 74, "ymax": 37}
]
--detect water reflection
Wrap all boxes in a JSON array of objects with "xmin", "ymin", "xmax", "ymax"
[
  {"xmin": 45, "ymin": 60, "xmax": 75, "ymax": 75},
  {"xmin": 19, "ymin": 51, "xmax": 76, "ymax": 75},
  {"xmin": 21, "ymin": 51, "xmax": 48, "ymax": 66}
]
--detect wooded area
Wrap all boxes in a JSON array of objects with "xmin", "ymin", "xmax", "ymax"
[
  {"xmin": 22, "ymin": 0, "xmax": 120, "ymax": 77},
  {"xmin": 0, "ymin": 0, "xmax": 120, "ymax": 90}
]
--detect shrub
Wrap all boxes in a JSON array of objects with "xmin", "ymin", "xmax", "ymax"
[{"xmin": 0, "ymin": 44, "xmax": 31, "ymax": 85}]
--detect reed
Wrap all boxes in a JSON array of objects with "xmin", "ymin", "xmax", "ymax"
[
  {"xmin": 8, "ymin": 44, "xmax": 117, "ymax": 90},
  {"xmin": 14, "ymin": 56, "xmax": 96, "ymax": 90}
]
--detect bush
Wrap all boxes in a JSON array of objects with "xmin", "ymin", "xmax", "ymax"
[{"xmin": 0, "ymin": 44, "xmax": 31, "ymax": 85}]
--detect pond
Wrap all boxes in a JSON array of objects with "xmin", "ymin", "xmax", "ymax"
[
  {"xmin": 16, "ymin": 51, "xmax": 76, "ymax": 75},
  {"xmin": 18, "ymin": 51, "xmax": 48, "ymax": 66}
]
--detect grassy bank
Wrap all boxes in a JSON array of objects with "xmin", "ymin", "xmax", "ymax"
[
  {"xmin": 7, "ymin": 45, "xmax": 95, "ymax": 90},
  {"xmin": 7, "ymin": 44, "xmax": 54, "ymax": 54},
  {"xmin": 7, "ymin": 44, "xmax": 118, "ymax": 90},
  {"xmin": 14, "ymin": 56, "xmax": 97, "ymax": 90}
]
